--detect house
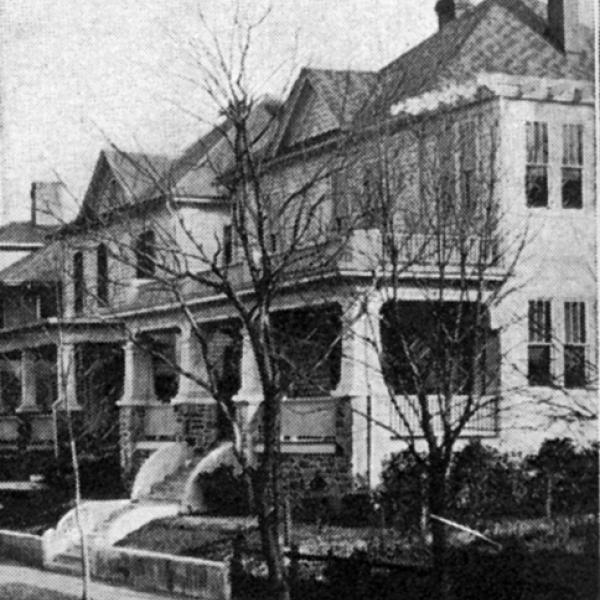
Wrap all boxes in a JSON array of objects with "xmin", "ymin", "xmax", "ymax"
[{"xmin": 0, "ymin": 0, "xmax": 594, "ymax": 504}]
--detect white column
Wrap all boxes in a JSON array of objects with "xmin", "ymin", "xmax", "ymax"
[
  {"xmin": 56, "ymin": 344, "xmax": 82, "ymax": 411},
  {"xmin": 333, "ymin": 296, "xmax": 388, "ymax": 486},
  {"xmin": 334, "ymin": 296, "xmax": 387, "ymax": 398},
  {"xmin": 16, "ymin": 349, "xmax": 38, "ymax": 413},
  {"xmin": 232, "ymin": 329, "xmax": 263, "ymax": 444},
  {"xmin": 117, "ymin": 338, "xmax": 158, "ymax": 406},
  {"xmin": 172, "ymin": 323, "xmax": 215, "ymax": 406},
  {"xmin": 233, "ymin": 330, "xmax": 263, "ymax": 403}
]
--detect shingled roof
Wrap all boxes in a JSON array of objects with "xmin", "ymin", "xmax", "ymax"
[
  {"xmin": 375, "ymin": 0, "xmax": 593, "ymax": 114},
  {"xmin": 0, "ymin": 241, "xmax": 62, "ymax": 285},
  {"xmin": 0, "ymin": 221, "xmax": 58, "ymax": 246},
  {"xmin": 276, "ymin": 0, "xmax": 594, "ymax": 140}
]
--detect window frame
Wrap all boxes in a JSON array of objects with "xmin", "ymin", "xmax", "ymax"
[
  {"xmin": 564, "ymin": 301, "xmax": 587, "ymax": 388},
  {"xmin": 135, "ymin": 230, "xmax": 156, "ymax": 279},
  {"xmin": 96, "ymin": 243, "xmax": 109, "ymax": 305},
  {"xmin": 73, "ymin": 251, "xmax": 85, "ymax": 315},
  {"xmin": 525, "ymin": 121, "xmax": 549, "ymax": 209},
  {"xmin": 527, "ymin": 299, "xmax": 553, "ymax": 387},
  {"xmin": 561, "ymin": 124, "xmax": 583, "ymax": 209}
]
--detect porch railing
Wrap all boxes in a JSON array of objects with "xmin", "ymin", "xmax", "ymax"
[
  {"xmin": 143, "ymin": 404, "xmax": 179, "ymax": 441},
  {"xmin": 389, "ymin": 394, "xmax": 499, "ymax": 438},
  {"xmin": 29, "ymin": 414, "xmax": 55, "ymax": 447},
  {"xmin": 0, "ymin": 416, "xmax": 19, "ymax": 446},
  {"xmin": 256, "ymin": 397, "xmax": 337, "ymax": 444}
]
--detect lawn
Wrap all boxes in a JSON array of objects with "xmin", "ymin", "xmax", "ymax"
[
  {"xmin": 119, "ymin": 514, "xmax": 598, "ymax": 599},
  {"xmin": 0, "ymin": 584, "xmax": 77, "ymax": 599}
]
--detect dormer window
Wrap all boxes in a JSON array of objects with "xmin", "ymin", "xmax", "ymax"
[{"xmin": 135, "ymin": 230, "xmax": 155, "ymax": 278}]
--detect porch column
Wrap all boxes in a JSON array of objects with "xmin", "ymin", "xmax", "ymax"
[
  {"xmin": 118, "ymin": 337, "xmax": 158, "ymax": 485},
  {"xmin": 233, "ymin": 330, "xmax": 263, "ymax": 452},
  {"xmin": 16, "ymin": 349, "xmax": 38, "ymax": 413},
  {"xmin": 119, "ymin": 338, "xmax": 158, "ymax": 407},
  {"xmin": 56, "ymin": 344, "xmax": 82, "ymax": 411},
  {"xmin": 171, "ymin": 323, "xmax": 214, "ymax": 406},
  {"xmin": 333, "ymin": 296, "xmax": 387, "ymax": 487},
  {"xmin": 172, "ymin": 322, "xmax": 218, "ymax": 453}
]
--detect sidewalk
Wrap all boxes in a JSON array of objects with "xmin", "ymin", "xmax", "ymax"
[{"xmin": 0, "ymin": 562, "xmax": 178, "ymax": 600}]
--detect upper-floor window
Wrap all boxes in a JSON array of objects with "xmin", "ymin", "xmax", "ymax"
[
  {"xmin": 562, "ymin": 124, "xmax": 583, "ymax": 209},
  {"xmin": 564, "ymin": 301, "xmax": 586, "ymax": 388},
  {"xmin": 459, "ymin": 121, "xmax": 477, "ymax": 213},
  {"xmin": 528, "ymin": 299, "xmax": 552, "ymax": 386},
  {"xmin": 526, "ymin": 122, "xmax": 548, "ymax": 208},
  {"xmin": 222, "ymin": 224, "xmax": 233, "ymax": 266},
  {"xmin": 135, "ymin": 230, "xmax": 155, "ymax": 278},
  {"xmin": 97, "ymin": 244, "xmax": 109, "ymax": 304},
  {"xmin": 73, "ymin": 251, "xmax": 84, "ymax": 314}
]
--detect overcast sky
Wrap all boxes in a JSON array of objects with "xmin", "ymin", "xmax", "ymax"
[{"xmin": 0, "ymin": 0, "xmax": 594, "ymax": 222}]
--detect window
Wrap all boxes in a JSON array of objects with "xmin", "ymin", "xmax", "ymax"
[
  {"xmin": 528, "ymin": 300, "xmax": 552, "ymax": 386},
  {"xmin": 526, "ymin": 122, "xmax": 548, "ymax": 208},
  {"xmin": 97, "ymin": 244, "xmax": 109, "ymax": 304},
  {"xmin": 222, "ymin": 225, "xmax": 233, "ymax": 266},
  {"xmin": 562, "ymin": 124, "xmax": 583, "ymax": 209},
  {"xmin": 564, "ymin": 301, "xmax": 586, "ymax": 388},
  {"xmin": 73, "ymin": 251, "xmax": 84, "ymax": 314},
  {"xmin": 135, "ymin": 230, "xmax": 155, "ymax": 278},
  {"xmin": 459, "ymin": 121, "xmax": 477, "ymax": 212}
]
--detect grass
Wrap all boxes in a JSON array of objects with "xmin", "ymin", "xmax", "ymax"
[
  {"xmin": 119, "ymin": 513, "xmax": 598, "ymax": 599},
  {"xmin": 0, "ymin": 584, "xmax": 77, "ymax": 599}
]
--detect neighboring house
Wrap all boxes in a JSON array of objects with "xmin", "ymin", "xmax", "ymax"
[{"xmin": 0, "ymin": 0, "xmax": 594, "ymax": 503}]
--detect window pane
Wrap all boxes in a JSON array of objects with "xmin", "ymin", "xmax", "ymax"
[
  {"xmin": 563, "ymin": 124, "xmax": 583, "ymax": 166},
  {"xmin": 527, "ymin": 122, "xmax": 548, "ymax": 164},
  {"xmin": 526, "ymin": 166, "xmax": 548, "ymax": 207},
  {"xmin": 97, "ymin": 244, "xmax": 108, "ymax": 304},
  {"xmin": 136, "ymin": 231, "xmax": 155, "ymax": 278},
  {"xmin": 74, "ymin": 252, "xmax": 84, "ymax": 314},
  {"xmin": 565, "ymin": 345, "xmax": 586, "ymax": 388},
  {"xmin": 565, "ymin": 302, "xmax": 585, "ymax": 344},
  {"xmin": 562, "ymin": 167, "xmax": 582, "ymax": 209},
  {"xmin": 529, "ymin": 300, "xmax": 551, "ymax": 342},
  {"xmin": 528, "ymin": 345, "xmax": 552, "ymax": 386}
]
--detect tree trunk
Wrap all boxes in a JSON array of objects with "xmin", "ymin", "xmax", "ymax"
[
  {"xmin": 428, "ymin": 463, "xmax": 450, "ymax": 600},
  {"xmin": 254, "ymin": 473, "xmax": 290, "ymax": 600}
]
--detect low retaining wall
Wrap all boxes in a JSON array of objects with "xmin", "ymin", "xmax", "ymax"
[
  {"xmin": 90, "ymin": 544, "xmax": 231, "ymax": 600},
  {"xmin": 0, "ymin": 530, "xmax": 44, "ymax": 567}
]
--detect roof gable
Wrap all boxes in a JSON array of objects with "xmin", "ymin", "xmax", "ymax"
[
  {"xmin": 80, "ymin": 150, "xmax": 173, "ymax": 219},
  {"xmin": 280, "ymin": 79, "xmax": 339, "ymax": 149}
]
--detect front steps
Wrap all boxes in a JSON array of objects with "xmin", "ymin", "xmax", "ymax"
[{"xmin": 144, "ymin": 454, "xmax": 204, "ymax": 503}]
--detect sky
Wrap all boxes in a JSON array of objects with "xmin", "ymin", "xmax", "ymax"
[{"xmin": 0, "ymin": 0, "xmax": 594, "ymax": 222}]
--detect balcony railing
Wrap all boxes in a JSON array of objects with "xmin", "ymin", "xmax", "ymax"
[
  {"xmin": 389, "ymin": 394, "xmax": 499, "ymax": 438},
  {"xmin": 143, "ymin": 404, "xmax": 179, "ymax": 441},
  {"xmin": 114, "ymin": 228, "xmax": 504, "ymax": 311}
]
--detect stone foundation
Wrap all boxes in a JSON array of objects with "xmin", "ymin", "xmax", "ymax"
[
  {"xmin": 176, "ymin": 403, "xmax": 219, "ymax": 453},
  {"xmin": 118, "ymin": 405, "xmax": 146, "ymax": 485},
  {"xmin": 280, "ymin": 452, "xmax": 353, "ymax": 502}
]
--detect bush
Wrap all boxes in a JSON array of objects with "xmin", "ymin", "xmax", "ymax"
[
  {"xmin": 200, "ymin": 465, "xmax": 251, "ymax": 515},
  {"xmin": 377, "ymin": 439, "xmax": 598, "ymax": 526}
]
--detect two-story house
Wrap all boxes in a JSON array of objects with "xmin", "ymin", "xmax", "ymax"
[{"xmin": 0, "ymin": 0, "xmax": 594, "ymax": 506}]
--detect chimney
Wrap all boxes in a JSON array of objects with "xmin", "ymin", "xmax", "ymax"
[
  {"xmin": 547, "ymin": 0, "xmax": 583, "ymax": 55},
  {"xmin": 435, "ymin": 0, "xmax": 456, "ymax": 30},
  {"xmin": 455, "ymin": 0, "xmax": 474, "ymax": 20},
  {"xmin": 30, "ymin": 182, "xmax": 64, "ymax": 227}
]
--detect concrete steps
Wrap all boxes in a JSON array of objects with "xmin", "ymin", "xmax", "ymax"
[
  {"xmin": 144, "ymin": 455, "xmax": 203, "ymax": 503},
  {"xmin": 49, "ymin": 544, "xmax": 84, "ymax": 575}
]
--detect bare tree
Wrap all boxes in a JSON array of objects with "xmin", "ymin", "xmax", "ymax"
[{"xmin": 336, "ymin": 105, "xmax": 530, "ymax": 598}]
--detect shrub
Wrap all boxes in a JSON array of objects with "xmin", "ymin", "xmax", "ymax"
[{"xmin": 200, "ymin": 465, "xmax": 251, "ymax": 515}]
